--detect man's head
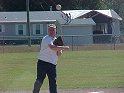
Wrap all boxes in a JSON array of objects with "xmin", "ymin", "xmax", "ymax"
[{"xmin": 48, "ymin": 24, "xmax": 57, "ymax": 37}]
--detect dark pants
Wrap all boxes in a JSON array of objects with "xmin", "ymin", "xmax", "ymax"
[{"xmin": 33, "ymin": 60, "xmax": 57, "ymax": 93}]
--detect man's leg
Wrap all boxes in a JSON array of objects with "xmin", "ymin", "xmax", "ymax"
[
  {"xmin": 47, "ymin": 63, "xmax": 57, "ymax": 93},
  {"xmin": 33, "ymin": 60, "xmax": 47, "ymax": 93},
  {"xmin": 33, "ymin": 80, "xmax": 42, "ymax": 93}
]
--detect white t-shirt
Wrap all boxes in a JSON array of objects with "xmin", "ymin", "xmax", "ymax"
[{"xmin": 38, "ymin": 35, "xmax": 58, "ymax": 65}]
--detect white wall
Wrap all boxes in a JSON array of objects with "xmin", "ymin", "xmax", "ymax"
[{"xmin": 61, "ymin": 25, "xmax": 93, "ymax": 45}]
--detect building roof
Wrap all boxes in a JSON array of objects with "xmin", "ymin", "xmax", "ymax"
[
  {"xmin": 69, "ymin": 18, "xmax": 96, "ymax": 25},
  {"xmin": 95, "ymin": 9, "xmax": 122, "ymax": 20},
  {"xmin": 0, "ymin": 11, "xmax": 61, "ymax": 23},
  {"xmin": 63, "ymin": 9, "xmax": 122, "ymax": 20}
]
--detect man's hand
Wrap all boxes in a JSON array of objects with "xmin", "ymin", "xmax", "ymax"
[{"xmin": 56, "ymin": 50, "xmax": 62, "ymax": 56}]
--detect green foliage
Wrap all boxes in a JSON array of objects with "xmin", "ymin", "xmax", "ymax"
[
  {"xmin": 1, "ymin": 0, "xmax": 26, "ymax": 11},
  {"xmin": 0, "ymin": 0, "xmax": 122, "ymax": 11}
]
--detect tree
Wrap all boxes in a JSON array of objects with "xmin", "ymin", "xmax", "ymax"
[
  {"xmin": 0, "ymin": 0, "xmax": 4, "ymax": 11},
  {"xmin": 2, "ymin": 0, "xmax": 26, "ymax": 11}
]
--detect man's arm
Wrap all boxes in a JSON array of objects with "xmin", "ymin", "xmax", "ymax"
[{"xmin": 48, "ymin": 44, "xmax": 69, "ymax": 51}]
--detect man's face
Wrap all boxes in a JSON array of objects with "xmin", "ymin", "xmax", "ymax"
[{"xmin": 48, "ymin": 27, "xmax": 57, "ymax": 37}]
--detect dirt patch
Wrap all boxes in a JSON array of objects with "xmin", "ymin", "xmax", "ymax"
[{"xmin": 0, "ymin": 88, "xmax": 124, "ymax": 93}]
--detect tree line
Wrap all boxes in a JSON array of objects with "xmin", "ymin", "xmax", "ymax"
[{"xmin": 0, "ymin": 0, "xmax": 123, "ymax": 11}]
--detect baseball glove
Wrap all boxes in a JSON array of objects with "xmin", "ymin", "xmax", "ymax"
[{"xmin": 53, "ymin": 36, "xmax": 64, "ymax": 46}]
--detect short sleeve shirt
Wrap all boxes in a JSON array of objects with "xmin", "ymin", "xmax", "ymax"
[{"xmin": 38, "ymin": 35, "xmax": 58, "ymax": 65}]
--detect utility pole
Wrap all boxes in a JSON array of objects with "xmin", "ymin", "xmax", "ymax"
[{"xmin": 26, "ymin": 0, "xmax": 31, "ymax": 46}]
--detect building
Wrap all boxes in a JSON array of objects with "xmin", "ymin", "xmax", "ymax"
[{"xmin": 0, "ymin": 9, "xmax": 122, "ymax": 45}]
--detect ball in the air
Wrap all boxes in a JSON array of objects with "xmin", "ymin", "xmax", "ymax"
[{"xmin": 56, "ymin": 4, "xmax": 62, "ymax": 10}]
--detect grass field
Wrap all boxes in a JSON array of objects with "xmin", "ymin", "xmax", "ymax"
[{"xmin": 0, "ymin": 50, "xmax": 124, "ymax": 91}]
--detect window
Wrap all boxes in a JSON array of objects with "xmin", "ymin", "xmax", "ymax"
[
  {"xmin": 18, "ymin": 25, "xmax": 23, "ymax": 35},
  {"xmin": 36, "ymin": 24, "xmax": 40, "ymax": 34},
  {"xmin": 0, "ymin": 25, "xmax": 5, "ymax": 33},
  {"xmin": 93, "ymin": 23, "xmax": 108, "ymax": 34},
  {"xmin": 33, "ymin": 24, "xmax": 43, "ymax": 35},
  {"xmin": 15, "ymin": 24, "xmax": 26, "ymax": 35}
]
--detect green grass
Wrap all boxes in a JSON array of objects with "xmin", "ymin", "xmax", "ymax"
[{"xmin": 0, "ymin": 50, "xmax": 124, "ymax": 91}]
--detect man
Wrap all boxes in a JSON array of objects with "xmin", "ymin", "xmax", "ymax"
[{"xmin": 33, "ymin": 24, "xmax": 69, "ymax": 93}]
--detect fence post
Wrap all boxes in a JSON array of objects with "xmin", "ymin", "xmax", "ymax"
[
  {"xmin": 72, "ymin": 36, "xmax": 74, "ymax": 51},
  {"xmin": 113, "ymin": 35, "xmax": 116, "ymax": 50},
  {"xmin": 2, "ymin": 32, "xmax": 5, "ymax": 53},
  {"xmin": 77, "ymin": 36, "xmax": 78, "ymax": 51}
]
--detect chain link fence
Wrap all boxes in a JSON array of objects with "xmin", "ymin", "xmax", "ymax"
[{"xmin": 0, "ymin": 34, "xmax": 124, "ymax": 53}]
